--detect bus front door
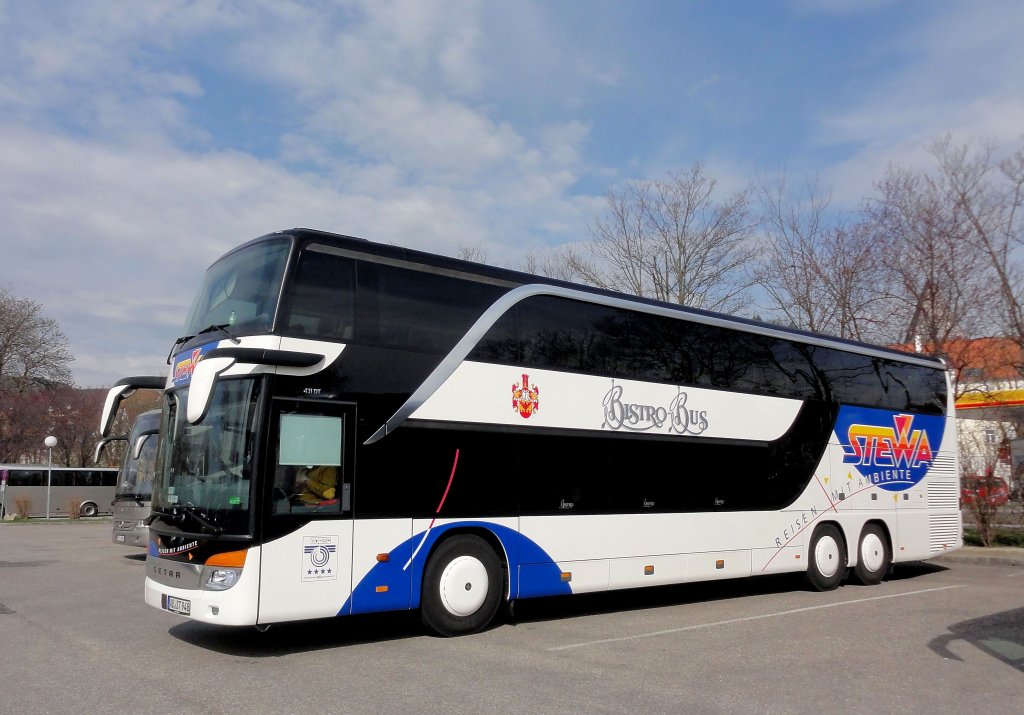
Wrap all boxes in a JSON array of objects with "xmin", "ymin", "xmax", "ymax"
[{"xmin": 258, "ymin": 399, "xmax": 355, "ymax": 623}]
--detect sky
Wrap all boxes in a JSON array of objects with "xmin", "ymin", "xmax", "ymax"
[{"xmin": 2, "ymin": 0, "xmax": 1023, "ymax": 388}]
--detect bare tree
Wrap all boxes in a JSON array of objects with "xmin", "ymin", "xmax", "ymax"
[
  {"xmin": 929, "ymin": 136, "xmax": 1024, "ymax": 365},
  {"xmin": 567, "ymin": 164, "xmax": 756, "ymax": 310},
  {"xmin": 0, "ymin": 288, "xmax": 74, "ymax": 396},
  {"xmin": 455, "ymin": 243, "xmax": 489, "ymax": 264},
  {"xmin": 0, "ymin": 289, "xmax": 76, "ymax": 461},
  {"xmin": 0, "ymin": 386, "xmax": 142, "ymax": 466},
  {"xmin": 0, "ymin": 389, "xmax": 51, "ymax": 463},
  {"xmin": 754, "ymin": 174, "xmax": 892, "ymax": 340},
  {"xmin": 46, "ymin": 387, "xmax": 113, "ymax": 467},
  {"xmin": 861, "ymin": 161, "xmax": 999, "ymax": 357}
]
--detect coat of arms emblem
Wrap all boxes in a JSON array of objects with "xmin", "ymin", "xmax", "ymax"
[{"xmin": 512, "ymin": 374, "xmax": 540, "ymax": 419}]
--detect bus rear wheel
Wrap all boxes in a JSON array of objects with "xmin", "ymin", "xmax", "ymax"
[
  {"xmin": 852, "ymin": 523, "xmax": 890, "ymax": 585},
  {"xmin": 80, "ymin": 503, "xmax": 98, "ymax": 518},
  {"xmin": 421, "ymin": 535, "xmax": 503, "ymax": 637},
  {"xmin": 806, "ymin": 524, "xmax": 847, "ymax": 591}
]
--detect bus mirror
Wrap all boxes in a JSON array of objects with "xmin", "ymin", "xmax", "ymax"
[
  {"xmin": 132, "ymin": 431, "xmax": 158, "ymax": 460},
  {"xmin": 187, "ymin": 356, "xmax": 237, "ymax": 425},
  {"xmin": 183, "ymin": 347, "xmax": 326, "ymax": 425},
  {"xmin": 100, "ymin": 385, "xmax": 131, "ymax": 437},
  {"xmin": 99, "ymin": 376, "xmax": 166, "ymax": 437},
  {"xmin": 93, "ymin": 435, "xmax": 127, "ymax": 464}
]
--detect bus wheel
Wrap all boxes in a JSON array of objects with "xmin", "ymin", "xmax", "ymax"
[
  {"xmin": 806, "ymin": 524, "xmax": 846, "ymax": 591},
  {"xmin": 852, "ymin": 523, "xmax": 890, "ymax": 586},
  {"xmin": 80, "ymin": 502, "xmax": 98, "ymax": 518},
  {"xmin": 421, "ymin": 535, "xmax": 503, "ymax": 637}
]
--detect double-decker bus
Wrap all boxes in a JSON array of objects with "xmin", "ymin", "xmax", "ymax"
[
  {"xmin": 100, "ymin": 228, "xmax": 960, "ymax": 636},
  {"xmin": 107, "ymin": 410, "xmax": 161, "ymax": 547},
  {"xmin": 0, "ymin": 465, "xmax": 117, "ymax": 519}
]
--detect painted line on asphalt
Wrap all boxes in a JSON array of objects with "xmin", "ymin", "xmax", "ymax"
[{"xmin": 546, "ymin": 584, "xmax": 966, "ymax": 652}]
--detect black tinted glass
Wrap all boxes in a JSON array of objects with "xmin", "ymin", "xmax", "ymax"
[{"xmin": 471, "ymin": 295, "xmax": 946, "ymax": 413}]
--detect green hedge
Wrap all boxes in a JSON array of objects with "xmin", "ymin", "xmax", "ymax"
[{"xmin": 963, "ymin": 527, "xmax": 1024, "ymax": 547}]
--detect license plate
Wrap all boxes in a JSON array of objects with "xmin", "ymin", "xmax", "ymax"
[
  {"xmin": 116, "ymin": 535, "xmax": 125, "ymax": 543},
  {"xmin": 162, "ymin": 595, "xmax": 191, "ymax": 616}
]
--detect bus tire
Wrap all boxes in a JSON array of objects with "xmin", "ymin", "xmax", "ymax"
[
  {"xmin": 421, "ymin": 534, "xmax": 503, "ymax": 637},
  {"xmin": 80, "ymin": 502, "xmax": 98, "ymax": 518},
  {"xmin": 806, "ymin": 524, "xmax": 846, "ymax": 591},
  {"xmin": 852, "ymin": 523, "xmax": 890, "ymax": 586}
]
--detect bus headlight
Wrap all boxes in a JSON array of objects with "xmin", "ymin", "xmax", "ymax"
[
  {"xmin": 202, "ymin": 548, "xmax": 247, "ymax": 591},
  {"xmin": 204, "ymin": 568, "xmax": 241, "ymax": 591}
]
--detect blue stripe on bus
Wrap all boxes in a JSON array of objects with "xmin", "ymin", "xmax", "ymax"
[{"xmin": 341, "ymin": 522, "xmax": 571, "ymax": 616}]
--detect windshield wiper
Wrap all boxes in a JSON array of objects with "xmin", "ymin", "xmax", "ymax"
[
  {"xmin": 197, "ymin": 323, "xmax": 241, "ymax": 344},
  {"xmin": 166, "ymin": 334, "xmax": 196, "ymax": 364},
  {"xmin": 145, "ymin": 506, "xmax": 224, "ymax": 535},
  {"xmin": 164, "ymin": 324, "xmax": 241, "ymax": 364},
  {"xmin": 178, "ymin": 505, "xmax": 225, "ymax": 535},
  {"xmin": 145, "ymin": 507, "xmax": 182, "ymax": 526},
  {"xmin": 114, "ymin": 493, "xmax": 148, "ymax": 504}
]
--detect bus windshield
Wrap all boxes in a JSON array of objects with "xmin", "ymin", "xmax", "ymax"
[
  {"xmin": 153, "ymin": 379, "xmax": 261, "ymax": 536},
  {"xmin": 183, "ymin": 237, "xmax": 291, "ymax": 337},
  {"xmin": 116, "ymin": 411, "xmax": 160, "ymax": 500},
  {"xmin": 116, "ymin": 432, "xmax": 158, "ymax": 499}
]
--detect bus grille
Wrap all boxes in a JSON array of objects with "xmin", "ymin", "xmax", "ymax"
[
  {"xmin": 929, "ymin": 514, "xmax": 961, "ymax": 552},
  {"xmin": 929, "ymin": 454, "xmax": 958, "ymax": 479},
  {"xmin": 927, "ymin": 481, "xmax": 959, "ymax": 510}
]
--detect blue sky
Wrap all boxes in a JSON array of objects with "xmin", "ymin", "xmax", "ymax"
[{"xmin": 2, "ymin": 0, "xmax": 1023, "ymax": 387}]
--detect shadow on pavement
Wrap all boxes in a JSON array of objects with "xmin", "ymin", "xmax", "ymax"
[
  {"xmin": 169, "ymin": 610, "xmax": 423, "ymax": 656},
  {"xmin": 929, "ymin": 607, "xmax": 1024, "ymax": 673},
  {"xmin": 169, "ymin": 560, "xmax": 947, "ymax": 656}
]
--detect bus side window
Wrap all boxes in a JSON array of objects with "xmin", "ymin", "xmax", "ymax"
[{"xmin": 273, "ymin": 411, "xmax": 346, "ymax": 515}]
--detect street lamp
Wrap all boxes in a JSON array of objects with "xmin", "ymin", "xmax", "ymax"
[{"xmin": 44, "ymin": 435, "xmax": 57, "ymax": 520}]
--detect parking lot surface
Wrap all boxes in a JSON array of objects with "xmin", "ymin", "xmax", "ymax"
[{"xmin": 1, "ymin": 521, "xmax": 1022, "ymax": 714}]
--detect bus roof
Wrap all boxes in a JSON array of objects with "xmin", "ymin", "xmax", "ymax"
[{"xmin": 216, "ymin": 227, "xmax": 947, "ymax": 371}]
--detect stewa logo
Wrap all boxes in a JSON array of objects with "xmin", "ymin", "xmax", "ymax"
[
  {"xmin": 173, "ymin": 344, "xmax": 214, "ymax": 385},
  {"xmin": 512, "ymin": 374, "xmax": 540, "ymax": 419},
  {"xmin": 836, "ymin": 407, "xmax": 945, "ymax": 492}
]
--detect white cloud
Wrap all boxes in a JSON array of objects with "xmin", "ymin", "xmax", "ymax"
[
  {"xmin": 0, "ymin": 113, "xmax": 594, "ymax": 386},
  {"xmin": 814, "ymin": 1, "xmax": 1024, "ymax": 203},
  {"xmin": 310, "ymin": 83, "xmax": 528, "ymax": 180},
  {"xmin": 12, "ymin": 0, "xmax": 1020, "ymax": 387}
]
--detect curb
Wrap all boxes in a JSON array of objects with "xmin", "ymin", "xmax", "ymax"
[{"xmin": 932, "ymin": 547, "xmax": 1024, "ymax": 568}]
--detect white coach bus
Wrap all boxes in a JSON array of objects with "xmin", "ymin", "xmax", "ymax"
[
  {"xmin": 99, "ymin": 228, "xmax": 961, "ymax": 636},
  {"xmin": 108, "ymin": 409, "xmax": 161, "ymax": 547}
]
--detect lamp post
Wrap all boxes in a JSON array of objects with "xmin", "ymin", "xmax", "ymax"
[{"xmin": 44, "ymin": 435, "xmax": 57, "ymax": 519}]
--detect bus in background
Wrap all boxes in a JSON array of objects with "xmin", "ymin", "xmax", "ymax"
[
  {"xmin": 109, "ymin": 410, "xmax": 161, "ymax": 547},
  {"xmin": 99, "ymin": 228, "xmax": 961, "ymax": 636},
  {"xmin": 0, "ymin": 466, "xmax": 117, "ymax": 519}
]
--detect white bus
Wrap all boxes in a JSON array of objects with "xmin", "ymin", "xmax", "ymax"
[
  {"xmin": 107, "ymin": 410, "xmax": 161, "ymax": 547},
  {"xmin": 0, "ymin": 465, "xmax": 117, "ymax": 519},
  {"xmin": 101, "ymin": 228, "xmax": 961, "ymax": 636}
]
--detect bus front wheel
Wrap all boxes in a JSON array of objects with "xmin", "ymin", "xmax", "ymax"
[
  {"xmin": 806, "ymin": 524, "xmax": 847, "ymax": 591},
  {"xmin": 852, "ymin": 523, "xmax": 890, "ymax": 585},
  {"xmin": 421, "ymin": 535, "xmax": 503, "ymax": 637},
  {"xmin": 80, "ymin": 502, "xmax": 98, "ymax": 518}
]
